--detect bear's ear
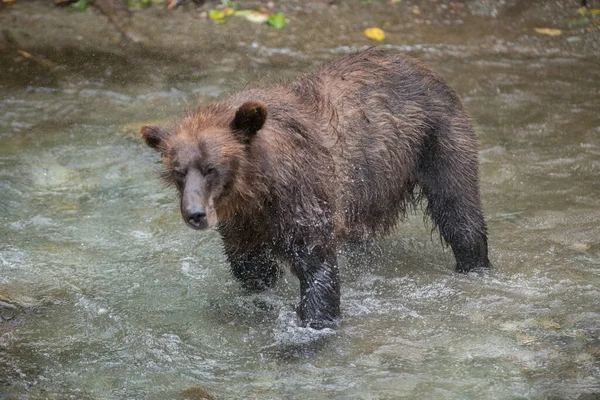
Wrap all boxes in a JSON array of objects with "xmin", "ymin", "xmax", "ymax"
[
  {"xmin": 231, "ymin": 101, "xmax": 267, "ymax": 139},
  {"xmin": 140, "ymin": 125, "xmax": 173, "ymax": 151}
]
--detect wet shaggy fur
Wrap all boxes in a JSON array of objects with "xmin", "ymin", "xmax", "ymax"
[{"xmin": 141, "ymin": 49, "xmax": 490, "ymax": 329}]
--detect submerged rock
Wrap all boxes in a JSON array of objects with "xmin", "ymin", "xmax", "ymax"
[{"xmin": 180, "ymin": 387, "xmax": 215, "ymax": 400}]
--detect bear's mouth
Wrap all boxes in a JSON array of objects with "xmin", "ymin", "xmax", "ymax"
[
  {"xmin": 205, "ymin": 205, "xmax": 218, "ymax": 228},
  {"xmin": 181, "ymin": 203, "xmax": 219, "ymax": 231}
]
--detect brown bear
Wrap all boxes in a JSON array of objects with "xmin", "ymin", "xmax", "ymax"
[{"xmin": 141, "ymin": 49, "xmax": 490, "ymax": 329}]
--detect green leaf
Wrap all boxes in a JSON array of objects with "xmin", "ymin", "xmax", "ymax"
[
  {"xmin": 220, "ymin": 0, "xmax": 240, "ymax": 9},
  {"xmin": 208, "ymin": 9, "xmax": 226, "ymax": 20},
  {"xmin": 69, "ymin": 0, "xmax": 89, "ymax": 11},
  {"xmin": 267, "ymin": 12, "xmax": 286, "ymax": 29},
  {"xmin": 128, "ymin": 0, "xmax": 152, "ymax": 8},
  {"xmin": 567, "ymin": 17, "xmax": 591, "ymax": 29},
  {"xmin": 233, "ymin": 10, "xmax": 252, "ymax": 17}
]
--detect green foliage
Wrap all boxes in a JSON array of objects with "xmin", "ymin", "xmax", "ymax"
[
  {"xmin": 69, "ymin": 0, "xmax": 89, "ymax": 11},
  {"xmin": 128, "ymin": 0, "xmax": 164, "ymax": 8},
  {"xmin": 267, "ymin": 12, "xmax": 286, "ymax": 29},
  {"xmin": 208, "ymin": 9, "xmax": 226, "ymax": 19},
  {"xmin": 232, "ymin": 10, "xmax": 252, "ymax": 17},
  {"xmin": 207, "ymin": 5, "xmax": 286, "ymax": 29},
  {"xmin": 220, "ymin": 0, "xmax": 240, "ymax": 10}
]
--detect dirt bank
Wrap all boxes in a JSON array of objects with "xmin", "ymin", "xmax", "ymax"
[{"xmin": 1, "ymin": 0, "xmax": 598, "ymax": 88}]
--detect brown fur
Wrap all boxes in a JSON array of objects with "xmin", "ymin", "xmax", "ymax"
[{"xmin": 141, "ymin": 49, "xmax": 490, "ymax": 328}]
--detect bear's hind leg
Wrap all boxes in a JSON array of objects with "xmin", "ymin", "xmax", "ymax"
[
  {"xmin": 417, "ymin": 124, "xmax": 490, "ymax": 273},
  {"xmin": 227, "ymin": 249, "xmax": 281, "ymax": 292}
]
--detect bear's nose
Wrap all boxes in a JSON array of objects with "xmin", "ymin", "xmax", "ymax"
[{"xmin": 184, "ymin": 206, "xmax": 208, "ymax": 230}]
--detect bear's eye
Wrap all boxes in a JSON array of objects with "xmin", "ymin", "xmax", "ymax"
[{"xmin": 204, "ymin": 167, "xmax": 216, "ymax": 176}]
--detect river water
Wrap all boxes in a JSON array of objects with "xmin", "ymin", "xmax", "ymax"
[{"xmin": 1, "ymin": 2, "xmax": 599, "ymax": 399}]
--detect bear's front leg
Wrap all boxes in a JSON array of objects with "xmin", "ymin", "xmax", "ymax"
[
  {"xmin": 227, "ymin": 248, "xmax": 281, "ymax": 293},
  {"xmin": 289, "ymin": 247, "xmax": 341, "ymax": 329}
]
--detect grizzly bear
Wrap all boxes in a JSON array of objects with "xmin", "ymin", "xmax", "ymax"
[{"xmin": 141, "ymin": 49, "xmax": 490, "ymax": 329}]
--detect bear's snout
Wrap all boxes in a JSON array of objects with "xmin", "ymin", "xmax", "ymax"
[
  {"xmin": 183, "ymin": 205, "xmax": 208, "ymax": 230},
  {"xmin": 180, "ymin": 169, "xmax": 210, "ymax": 230}
]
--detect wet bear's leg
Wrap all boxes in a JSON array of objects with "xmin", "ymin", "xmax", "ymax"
[
  {"xmin": 288, "ymin": 246, "xmax": 341, "ymax": 329},
  {"xmin": 417, "ymin": 121, "xmax": 490, "ymax": 272},
  {"xmin": 227, "ymin": 249, "xmax": 281, "ymax": 292}
]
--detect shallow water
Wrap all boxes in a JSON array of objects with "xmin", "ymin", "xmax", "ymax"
[{"xmin": 2, "ymin": 6, "xmax": 600, "ymax": 400}]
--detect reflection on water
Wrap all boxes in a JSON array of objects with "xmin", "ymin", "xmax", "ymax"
[{"xmin": 1, "ymin": 11, "xmax": 600, "ymax": 400}]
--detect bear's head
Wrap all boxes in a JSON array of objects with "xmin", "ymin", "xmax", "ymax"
[{"xmin": 140, "ymin": 101, "xmax": 267, "ymax": 230}]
